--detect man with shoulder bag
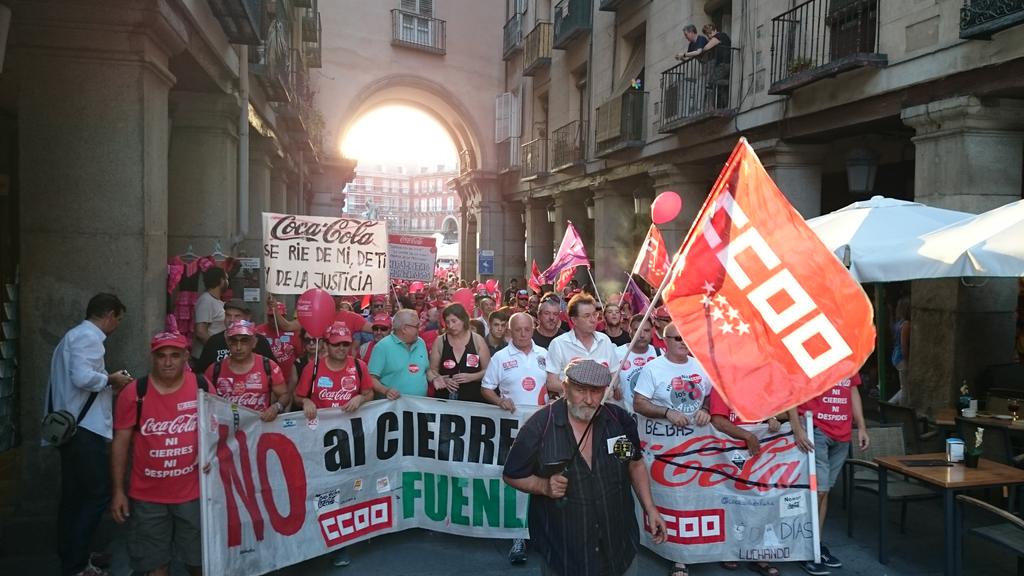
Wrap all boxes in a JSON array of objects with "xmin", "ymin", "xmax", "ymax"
[{"xmin": 42, "ymin": 293, "xmax": 133, "ymax": 576}]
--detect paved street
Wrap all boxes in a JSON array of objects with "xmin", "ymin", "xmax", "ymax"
[{"xmin": 2, "ymin": 486, "xmax": 1018, "ymax": 576}]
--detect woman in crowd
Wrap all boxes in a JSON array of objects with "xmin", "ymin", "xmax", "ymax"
[{"xmin": 427, "ymin": 303, "xmax": 491, "ymax": 403}]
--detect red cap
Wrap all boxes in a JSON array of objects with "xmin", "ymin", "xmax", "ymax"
[
  {"xmin": 324, "ymin": 321, "xmax": 353, "ymax": 344},
  {"xmin": 225, "ymin": 320, "xmax": 256, "ymax": 338},
  {"xmin": 653, "ymin": 306, "xmax": 671, "ymax": 320},
  {"xmin": 150, "ymin": 332, "xmax": 189, "ymax": 352},
  {"xmin": 371, "ymin": 314, "xmax": 392, "ymax": 328},
  {"xmin": 371, "ymin": 295, "xmax": 387, "ymax": 304}
]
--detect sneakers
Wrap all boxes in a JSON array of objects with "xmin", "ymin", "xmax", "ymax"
[
  {"xmin": 819, "ymin": 545, "xmax": 842, "ymax": 568},
  {"xmin": 88, "ymin": 552, "xmax": 112, "ymax": 569},
  {"xmin": 73, "ymin": 566, "xmax": 109, "ymax": 576},
  {"xmin": 508, "ymin": 538, "xmax": 527, "ymax": 564},
  {"xmin": 332, "ymin": 549, "xmax": 351, "ymax": 567},
  {"xmin": 801, "ymin": 561, "xmax": 830, "ymax": 576}
]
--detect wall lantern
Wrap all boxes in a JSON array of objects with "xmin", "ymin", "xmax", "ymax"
[
  {"xmin": 546, "ymin": 202, "xmax": 556, "ymax": 224},
  {"xmin": 846, "ymin": 147, "xmax": 879, "ymax": 194},
  {"xmin": 585, "ymin": 197, "xmax": 595, "ymax": 220}
]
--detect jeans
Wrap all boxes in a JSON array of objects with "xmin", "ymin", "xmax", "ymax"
[{"xmin": 58, "ymin": 429, "xmax": 111, "ymax": 575}]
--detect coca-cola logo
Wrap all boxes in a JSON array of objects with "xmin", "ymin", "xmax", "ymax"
[
  {"xmin": 228, "ymin": 392, "xmax": 269, "ymax": 410},
  {"xmin": 648, "ymin": 434, "xmax": 804, "ymax": 493},
  {"xmin": 269, "ymin": 215, "xmax": 379, "ymax": 246},
  {"xmin": 319, "ymin": 388, "xmax": 354, "ymax": 403},
  {"xmin": 140, "ymin": 414, "xmax": 198, "ymax": 436}
]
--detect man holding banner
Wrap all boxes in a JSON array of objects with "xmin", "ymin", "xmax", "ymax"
[{"xmin": 504, "ymin": 359, "xmax": 666, "ymax": 576}]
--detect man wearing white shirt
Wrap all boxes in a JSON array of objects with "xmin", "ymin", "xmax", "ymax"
[
  {"xmin": 544, "ymin": 293, "xmax": 619, "ymax": 399},
  {"xmin": 481, "ymin": 312, "xmax": 547, "ymax": 565},
  {"xmin": 46, "ymin": 293, "xmax": 133, "ymax": 576},
  {"xmin": 616, "ymin": 314, "xmax": 660, "ymax": 411}
]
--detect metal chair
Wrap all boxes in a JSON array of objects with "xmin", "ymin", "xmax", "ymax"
[
  {"xmin": 957, "ymin": 495, "xmax": 1024, "ymax": 576},
  {"xmin": 879, "ymin": 400, "xmax": 942, "ymax": 453},
  {"xmin": 845, "ymin": 425, "xmax": 940, "ymax": 537}
]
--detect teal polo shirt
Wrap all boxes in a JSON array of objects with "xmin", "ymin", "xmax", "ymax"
[{"xmin": 368, "ymin": 334, "xmax": 429, "ymax": 396}]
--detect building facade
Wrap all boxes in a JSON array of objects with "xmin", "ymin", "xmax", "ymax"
[
  {"xmin": 492, "ymin": 1, "xmax": 1024, "ymax": 413},
  {"xmin": 343, "ymin": 164, "xmax": 460, "ymax": 238}
]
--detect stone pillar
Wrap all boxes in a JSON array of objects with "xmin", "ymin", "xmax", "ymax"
[
  {"xmin": 502, "ymin": 201, "xmax": 527, "ymax": 283},
  {"xmin": 526, "ymin": 198, "xmax": 555, "ymax": 269},
  {"xmin": 592, "ymin": 182, "xmax": 635, "ymax": 298},
  {"xmin": 462, "ymin": 207, "xmax": 478, "ymax": 280},
  {"xmin": 755, "ymin": 140, "xmax": 825, "ymax": 218},
  {"xmin": 649, "ymin": 164, "xmax": 715, "ymax": 253},
  {"xmin": 269, "ymin": 160, "xmax": 289, "ymax": 215},
  {"xmin": 167, "ymin": 91, "xmax": 239, "ymax": 257},
  {"xmin": 286, "ymin": 183, "xmax": 299, "ymax": 215},
  {"xmin": 309, "ymin": 157, "xmax": 355, "ymax": 217},
  {"xmin": 13, "ymin": 0, "xmax": 185, "ymax": 524},
  {"xmin": 899, "ymin": 97, "xmax": 1024, "ymax": 412},
  {"xmin": 245, "ymin": 135, "xmax": 276, "ymax": 258}
]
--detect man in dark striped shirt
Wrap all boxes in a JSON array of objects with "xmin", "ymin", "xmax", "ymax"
[{"xmin": 503, "ymin": 359, "xmax": 667, "ymax": 576}]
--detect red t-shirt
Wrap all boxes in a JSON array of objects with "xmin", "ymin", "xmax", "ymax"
[
  {"xmin": 799, "ymin": 374, "xmax": 861, "ymax": 442},
  {"xmin": 296, "ymin": 357, "xmax": 373, "ymax": 409},
  {"xmin": 334, "ymin": 310, "xmax": 370, "ymax": 334},
  {"xmin": 255, "ymin": 324, "xmax": 297, "ymax": 377},
  {"xmin": 204, "ymin": 354, "xmax": 285, "ymax": 412},
  {"xmin": 114, "ymin": 373, "xmax": 200, "ymax": 504},
  {"xmin": 708, "ymin": 388, "xmax": 761, "ymax": 425}
]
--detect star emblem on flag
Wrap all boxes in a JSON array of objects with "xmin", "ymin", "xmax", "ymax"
[{"xmin": 704, "ymin": 286, "xmax": 750, "ymax": 337}]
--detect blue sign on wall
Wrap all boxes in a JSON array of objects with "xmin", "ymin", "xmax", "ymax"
[{"xmin": 478, "ymin": 250, "xmax": 494, "ymax": 275}]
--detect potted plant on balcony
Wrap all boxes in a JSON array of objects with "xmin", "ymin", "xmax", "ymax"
[{"xmin": 787, "ymin": 57, "xmax": 814, "ymax": 75}]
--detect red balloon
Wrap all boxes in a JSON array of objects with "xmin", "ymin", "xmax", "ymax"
[
  {"xmin": 410, "ymin": 281, "xmax": 425, "ymax": 293},
  {"xmin": 485, "ymin": 279, "xmax": 497, "ymax": 291},
  {"xmin": 651, "ymin": 191, "xmax": 683, "ymax": 225},
  {"xmin": 452, "ymin": 287, "xmax": 475, "ymax": 310},
  {"xmin": 295, "ymin": 288, "xmax": 335, "ymax": 338}
]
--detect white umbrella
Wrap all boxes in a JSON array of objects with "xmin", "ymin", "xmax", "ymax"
[
  {"xmin": 898, "ymin": 198, "xmax": 1024, "ymax": 278},
  {"xmin": 807, "ymin": 196, "xmax": 972, "ymax": 282}
]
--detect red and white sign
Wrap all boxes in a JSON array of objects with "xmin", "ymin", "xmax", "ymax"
[{"xmin": 389, "ymin": 234, "xmax": 438, "ymax": 282}]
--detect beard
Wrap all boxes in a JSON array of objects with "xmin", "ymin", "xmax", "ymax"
[{"xmin": 568, "ymin": 401, "xmax": 598, "ymax": 421}]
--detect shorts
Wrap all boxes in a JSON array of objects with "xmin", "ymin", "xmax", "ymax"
[
  {"xmin": 127, "ymin": 498, "xmax": 202, "ymax": 572},
  {"xmin": 813, "ymin": 428, "xmax": 849, "ymax": 493}
]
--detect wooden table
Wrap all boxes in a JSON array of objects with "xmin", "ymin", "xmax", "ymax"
[
  {"xmin": 931, "ymin": 407, "xmax": 1024, "ymax": 430},
  {"xmin": 876, "ymin": 453, "xmax": 1024, "ymax": 576}
]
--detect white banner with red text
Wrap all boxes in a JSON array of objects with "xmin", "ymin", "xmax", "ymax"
[
  {"xmin": 197, "ymin": 393, "xmax": 537, "ymax": 575},
  {"xmin": 388, "ymin": 234, "xmax": 438, "ymax": 282},
  {"xmin": 638, "ymin": 414, "xmax": 819, "ymax": 564},
  {"xmin": 262, "ymin": 212, "xmax": 389, "ymax": 295}
]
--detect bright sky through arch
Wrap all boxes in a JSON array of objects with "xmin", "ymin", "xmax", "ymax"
[{"xmin": 341, "ymin": 105, "xmax": 457, "ymax": 168}]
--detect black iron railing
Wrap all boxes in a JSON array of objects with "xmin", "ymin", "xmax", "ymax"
[
  {"xmin": 523, "ymin": 21, "xmax": 553, "ymax": 76},
  {"xmin": 503, "ymin": 13, "xmax": 524, "ymax": 59},
  {"xmin": 769, "ymin": 0, "xmax": 884, "ymax": 94},
  {"xmin": 960, "ymin": 0, "xmax": 1024, "ymax": 39},
  {"xmin": 497, "ymin": 137, "xmax": 521, "ymax": 173},
  {"xmin": 659, "ymin": 48, "xmax": 737, "ymax": 132},
  {"xmin": 521, "ymin": 138, "xmax": 549, "ymax": 179},
  {"xmin": 599, "ymin": 0, "xmax": 625, "ymax": 11},
  {"xmin": 595, "ymin": 91, "xmax": 647, "ymax": 156},
  {"xmin": 551, "ymin": 120, "xmax": 586, "ymax": 170},
  {"xmin": 391, "ymin": 9, "xmax": 447, "ymax": 54},
  {"xmin": 208, "ymin": 0, "xmax": 264, "ymax": 45},
  {"xmin": 250, "ymin": 0, "xmax": 292, "ymax": 102},
  {"xmin": 554, "ymin": 0, "xmax": 592, "ymax": 49}
]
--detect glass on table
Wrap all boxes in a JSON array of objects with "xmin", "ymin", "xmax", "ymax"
[{"xmin": 1009, "ymin": 398, "xmax": 1021, "ymax": 421}]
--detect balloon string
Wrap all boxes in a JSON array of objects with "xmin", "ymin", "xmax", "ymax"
[{"xmin": 314, "ymin": 338, "xmax": 319, "ymax": 369}]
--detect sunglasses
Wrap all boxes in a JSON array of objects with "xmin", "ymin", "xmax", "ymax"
[
  {"xmin": 303, "ymin": 337, "xmax": 316, "ymax": 345},
  {"xmin": 372, "ymin": 326, "xmax": 390, "ymax": 332},
  {"xmin": 327, "ymin": 341, "xmax": 351, "ymax": 347},
  {"xmin": 666, "ymin": 335, "xmax": 685, "ymax": 342}
]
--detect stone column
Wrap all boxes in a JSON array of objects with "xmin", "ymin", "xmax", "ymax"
[
  {"xmin": 648, "ymin": 164, "xmax": 715, "ymax": 253},
  {"xmin": 755, "ymin": 140, "xmax": 825, "ymax": 218},
  {"xmin": 899, "ymin": 97, "xmax": 1024, "ymax": 412},
  {"xmin": 14, "ymin": 0, "xmax": 186, "ymax": 520},
  {"xmin": 245, "ymin": 135, "xmax": 277, "ymax": 257},
  {"xmin": 477, "ymin": 200, "xmax": 505, "ymax": 280},
  {"xmin": 502, "ymin": 201, "xmax": 527, "ymax": 283},
  {"xmin": 592, "ymin": 182, "xmax": 635, "ymax": 298},
  {"xmin": 462, "ymin": 207, "xmax": 479, "ymax": 280},
  {"xmin": 269, "ymin": 160, "xmax": 289, "ymax": 215},
  {"xmin": 526, "ymin": 198, "xmax": 555, "ymax": 270},
  {"xmin": 167, "ymin": 91, "xmax": 239, "ymax": 257}
]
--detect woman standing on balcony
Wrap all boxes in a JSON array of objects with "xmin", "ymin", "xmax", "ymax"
[{"xmin": 680, "ymin": 22, "xmax": 732, "ymax": 110}]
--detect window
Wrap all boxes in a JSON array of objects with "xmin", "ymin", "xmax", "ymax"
[
  {"xmin": 494, "ymin": 91, "xmax": 522, "ymax": 143},
  {"xmin": 447, "ymin": 196, "xmax": 454, "ymax": 210},
  {"xmin": 402, "ymin": 0, "xmax": 433, "ymax": 17}
]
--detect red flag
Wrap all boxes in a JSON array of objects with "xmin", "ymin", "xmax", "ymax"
[
  {"xmin": 662, "ymin": 139, "xmax": 875, "ymax": 422},
  {"xmin": 631, "ymin": 224, "xmax": 670, "ymax": 288},
  {"xmin": 555, "ymin": 268, "xmax": 574, "ymax": 292},
  {"xmin": 360, "ymin": 294, "xmax": 372, "ymax": 309},
  {"xmin": 528, "ymin": 260, "xmax": 543, "ymax": 293}
]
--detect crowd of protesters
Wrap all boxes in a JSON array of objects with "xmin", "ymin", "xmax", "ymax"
[{"xmin": 44, "ymin": 267, "xmax": 862, "ymax": 576}]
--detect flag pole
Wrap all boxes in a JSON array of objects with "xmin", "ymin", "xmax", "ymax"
[{"xmin": 584, "ymin": 266, "xmax": 605, "ymax": 310}]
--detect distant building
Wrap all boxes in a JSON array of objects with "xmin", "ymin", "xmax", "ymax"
[{"xmin": 343, "ymin": 164, "xmax": 460, "ymax": 237}]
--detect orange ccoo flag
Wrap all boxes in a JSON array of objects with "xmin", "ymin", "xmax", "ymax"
[
  {"xmin": 662, "ymin": 138, "xmax": 875, "ymax": 422},
  {"xmin": 631, "ymin": 224, "xmax": 671, "ymax": 288}
]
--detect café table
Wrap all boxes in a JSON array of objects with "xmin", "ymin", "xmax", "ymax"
[
  {"xmin": 931, "ymin": 407, "xmax": 1024, "ymax": 431},
  {"xmin": 876, "ymin": 453, "xmax": 1024, "ymax": 576}
]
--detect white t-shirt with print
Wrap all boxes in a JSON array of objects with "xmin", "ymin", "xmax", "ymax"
[
  {"xmin": 633, "ymin": 355, "xmax": 713, "ymax": 416},
  {"xmin": 615, "ymin": 344, "xmax": 660, "ymax": 411}
]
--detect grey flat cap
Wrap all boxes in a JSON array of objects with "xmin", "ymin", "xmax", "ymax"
[
  {"xmin": 224, "ymin": 298, "xmax": 250, "ymax": 313},
  {"xmin": 564, "ymin": 358, "xmax": 612, "ymax": 388}
]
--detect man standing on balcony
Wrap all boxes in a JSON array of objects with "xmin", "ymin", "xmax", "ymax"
[
  {"xmin": 680, "ymin": 22, "xmax": 732, "ymax": 109},
  {"xmin": 676, "ymin": 24, "xmax": 707, "ymax": 58}
]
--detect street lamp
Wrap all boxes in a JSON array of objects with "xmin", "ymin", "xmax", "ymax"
[
  {"xmin": 585, "ymin": 197, "xmax": 595, "ymax": 220},
  {"xmin": 546, "ymin": 202, "xmax": 556, "ymax": 224},
  {"xmin": 846, "ymin": 147, "xmax": 879, "ymax": 194}
]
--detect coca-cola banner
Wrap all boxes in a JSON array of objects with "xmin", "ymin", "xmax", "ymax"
[
  {"xmin": 638, "ymin": 413, "xmax": 819, "ymax": 564},
  {"xmin": 388, "ymin": 234, "xmax": 437, "ymax": 282},
  {"xmin": 198, "ymin": 392, "xmax": 539, "ymax": 576},
  {"xmin": 262, "ymin": 212, "xmax": 389, "ymax": 295}
]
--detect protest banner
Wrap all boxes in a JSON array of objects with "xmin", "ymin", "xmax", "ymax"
[
  {"xmin": 262, "ymin": 212, "xmax": 389, "ymax": 295},
  {"xmin": 388, "ymin": 234, "xmax": 437, "ymax": 281},
  {"xmin": 198, "ymin": 394, "xmax": 537, "ymax": 575},
  {"xmin": 638, "ymin": 413, "xmax": 818, "ymax": 564}
]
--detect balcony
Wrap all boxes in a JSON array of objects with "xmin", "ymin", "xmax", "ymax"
[
  {"xmin": 503, "ymin": 13, "xmax": 524, "ymax": 59},
  {"xmin": 599, "ymin": 0, "xmax": 626, "ymax": 10},
  {"xmin": 250, "ymin": 4, "xmax": 292, "ymax": 102},
  {"xmin": 961, "ymin": 0, "xmax": 1024, "ymax": 39},
  {"xmin": 520, "ymin": 138, "xmax": 549, "ymax": 180},
  {"xmin": 497, "ymin": 137, "xmax": 521, "ymax": 174},
  {"xmin": 523, "ymin": 21, "xmax": 553, "ymax": 76},
  {"xmin": 769, "ymin": 0, "xmax": 886, "ymax": 95},
  {"xmin": 391, "ymin": 9, "xmax": 447, "ymax": 55},
  {"xmin": 658, "ymin": 49, "xmax": 738, "ymax": 132},
  {"xmin": 550, "ymin": 120, "xmax": 586, "ymax": 171},
  {"xmin": 554, "ymin": 0, "xmax": 592, "ymax": 49},
  {"xmin": 208, "ymin": 0, "xmax": 263, "ymax": 45},
  {"xmin": 303, "ymin": 8, "xmax": 322, "ymax": 68},
  {"xmin": 595, "ymin": 91, "xmax": 647, "ymax": 157}
]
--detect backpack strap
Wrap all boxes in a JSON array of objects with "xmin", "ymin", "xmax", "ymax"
[
  {"xmin": 654, "ymin": 346, "xmax": 662, "ymax": 357},
  {"xmin": 212, "ymin": 359, "xmax": 222, "ymax": 384},
  {"xmin": 196, "ymin": 374, "xmax": 209, "ymax": 392},
  {"xmin": 134, "ymin": 376, "xmax": 149, "ymax": 432},
  {"xmin": 262, "ymin": 356, "xmax": 273, "ymax": 406},
  {"xmin": 354, "ymin": 358, "xmax": 364, "ymax": 384}
]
